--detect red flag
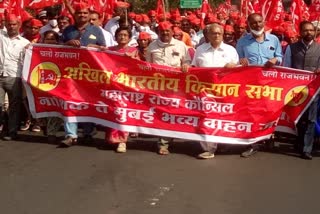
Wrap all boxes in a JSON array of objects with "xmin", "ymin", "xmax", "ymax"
[
  {"xmin": 240, "ymin": 0, "xmax": 255, "ymax": 17},
  {"xmin": 260, "ymin": 0, "xmax": 272, "ymax": 19},
  {"xmin": 264, "ymin": 0, "xmax": 284, "ymax": 29},
  {"xmin": 156, "ymin": 0, "xmax": 165, "ymax": 17},
  {"xmin": 309, "ymin": 0, "xmax": 320, "ymax": 21},
  {"xmin": 252, "ymin": 0, "xmax": 261, "ymax": 13},
  {"xmin": 290, "ymin": 0, "xmax": 310, "ymax": 32},
  {"xmin": 28, "ymin": 0, "xmax": 63, "ymax": 9},
  {"xmin": 38, "ymin": 68, "xmax": 57, "ymax": 86},
  {"xmin": 200, "ymin": 0, "xmax": 214, "ymax": 29}
]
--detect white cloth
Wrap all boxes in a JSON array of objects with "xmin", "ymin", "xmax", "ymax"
[
  {"xmin": 0, "ymin": 30, "xmax": 30, "ymax": 77},
  {"xmin": 39, "ymin": 23, "xmax": 60, "ymax": 35},
  {"xmin": 100, "ymin": 27, "xmax": 116, "ymax": 47},
  {"xmin": 104, "ymin": 16, "xmax": 120, "ymax": 37},
  {"xmin": 192, "ymin": 42, "xmax": 239, "ymax": 67}
]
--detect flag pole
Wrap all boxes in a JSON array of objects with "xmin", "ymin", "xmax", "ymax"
[{"xmin": 162, "ymin": 0, "xmax": 166, "ymax": 21}]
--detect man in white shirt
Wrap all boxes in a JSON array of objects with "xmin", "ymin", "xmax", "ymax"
[
  {"xmin": 192, "ymin": 23, "xmax": 239, "ymax": 159},
  {"xmin": 90, "ymin": 11, "xmax": 116, "ymax": 47},
  {"xmin": 0, "ymin": 14, "xmax": 30, "ymax": 140}
]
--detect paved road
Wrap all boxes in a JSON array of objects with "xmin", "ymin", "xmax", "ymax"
[{"xmin": 0, "ymin": 131, "xmax": 319, "ymax": 214}]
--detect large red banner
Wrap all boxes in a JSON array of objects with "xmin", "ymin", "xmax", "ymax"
[{"xmin": 22, "ymin": 45, "xmax": 320, "ymax": 144}]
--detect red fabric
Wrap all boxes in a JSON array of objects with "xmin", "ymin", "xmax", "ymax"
[
  {"xmin": 200, "ymin": 0, "xmax": 214, "ymax": 29},
  {"xmin": 264, "ymin": 0, "xmax": 285, "ymax": 29},
  {"xmin": 156, "ymin": 0, "xmax": 165, "ymax": 18},
  {"xmin": 240, "ymin": 0, "xmax": 255, "ymax": 17},
  {"xmin": 290, "ymin": 0, "xmax": 310, "ymax": 32},
  {"xmin": 138, "ymin": 32, "xmax": 151, "ymax": 40},
  {"xmin": 158, "ymin": 21, "xmax": 172, "ymax": 31},
  {"xmin": 30, "ymin": 18, "xmax": 43, "ymax": 27},
  {"xmin": 309, "ymin": 0, "xmax": 320, "ymax": 21},
  {"xmin": 28, "ymin": 0, "xmax": 62, "ymax": 9}
]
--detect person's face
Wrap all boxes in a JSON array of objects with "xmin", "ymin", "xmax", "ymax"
[
  {"xmin": 90, "ymin": 13, "xmax": 100, "ymax": 26},
  {"xmin": 159, "ymin": 29, "xmax": 173, "ymax": 43},
  {"xmin": 207, "ymin": 26, "xmax": 223, "ymax": 46},
  {"xmin": 116, "ymin": 30, "xmax": 130, "ymax": 45},
  {"xmin": 171, "ymin": 20, "xmax": 181, "ymax": 28},
  {"xmin": 138, "ymin": 39, "xmax": 150, "ymax": 48},
  {"xmin": 39, "ymin": 17, "xmax": 48, "ymax": 25},
  {"xmin": 25, "ymin": 25, "xmax": 40, "ymax": 36},
  {"xmin": 223, "ymin": 31, "xmax": 234, "ymax": 43},
  {"xmin": 248, "ymin": 14, "xmax": 264, "ymax": 32},
  {"xmin": 173, "ymin": 32, "xmax": 183, "ymax": 41},
  {"xmin": 300, "ymin": 23, "xmax": 315, "ymax": 43},
  {"xmin": 74, "ymin": 9, "xmax": 90, "ymax": 24},
  {"xmin": 5, "ymin": 20, "xmax": 20, "ymax": 37},
  {"xmin": 181, "ymin": 20, "xmax": 191, "ymax": 32},
  {"xmin": 58, "ymin": 18, "xmax": 70, "ymax": 31},
  {"xmin": 149, "ymin": 15, "xmax": 156, "ymax": 22},
  {"xmin": 43, "ymin": 33, "xmax": 58, "ymax": 44}
]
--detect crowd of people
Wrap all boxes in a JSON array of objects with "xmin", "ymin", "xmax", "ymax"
[{"xmin": 0, "ymin": 1, "xmax": 320, "ymax": 160}]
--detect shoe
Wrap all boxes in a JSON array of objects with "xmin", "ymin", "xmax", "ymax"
[
  {"xmin": 3, "ymin": 134, "xmax": 18, "ymax": 141},
  {"xmin": 82, "ymin": 135, "xmax": 94, "ymax": 144},
  {"xmin": 197, "ymin": 151, "xmax": 215, "ymax": 159},
  {"xmin": 301, "ymin": 152, "xmax": 312, "ymax": 160},
  {"xmin": 158, "ymin": 147, "xmax": 169, "ymax": 155},
  {"xmin": 20, "ymin": 120, "xmax": 31, "ymax": 131},
  {"xmin": 47, "ymin": 135, "xmax": 57, "ymax": 144},
  {"xmin": 59, "ymin": 136, "xmax": 77, "ymax": 147},
  {"xmin": 241, "ymin": 147, "xmax": 258, "ymax": 158},
  {"xmin": 31, "ymin": 125, "xmax": 41, "ymax": 132},
  {"xmin": 116, "ymin": 142, "xmax": 126, "ymax": 153}
]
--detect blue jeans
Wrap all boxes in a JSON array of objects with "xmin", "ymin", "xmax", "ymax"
[{"xmin": 64, "ymin": 122, "xmax": 94, "ymax": 138}]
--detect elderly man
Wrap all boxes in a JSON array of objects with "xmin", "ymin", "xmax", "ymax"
[
  {"xmin": 146, "ymin": 21, "xmax": 190, "ymax": 155},
  {"xmin": 236, "ymin": 13, "xmax": 282, "ymax": 158},
  {"xmin": 0, "ymin": 14, "xmax": 30, "ymax": 140},
  {"xmin": 192, "ymin": 23, "xmax": 239, "ymax": 159},
  {"xmin": 60, "ymin": 3, "xmax": 106, "ymax": 147},
  {"xmin": 283, "ymin": 21, "xmax": 320, "ymax": 160}
]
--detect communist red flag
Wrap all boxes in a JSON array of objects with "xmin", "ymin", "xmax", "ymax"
[
  {"xmin": 28, "ymin": 0, "xmax": 63, "ymax": 9},
  {"xmin": 200, "ymin": 0, "xmax": 213, "ymax": 28},
  {"xmin": 240, "ymin": 0, "xmax": 255, "ymax": 17},
  {"xmin": 156, "ymin": 0, "xmax": 165, "ymax": 17},
  {"xmin": 264, "ymin": 0, "xmax": 284, "ymax": 29},
  {"xmin": 290, "ymin": 0, "xmax": 310, "ymax": 32},
  {"xmin": 309, "ymin": 0, "xmax": 320, "ymax": 21}
]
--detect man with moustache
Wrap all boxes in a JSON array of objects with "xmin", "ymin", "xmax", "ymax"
[
  {"xmin": 146, "ymin": 21, "xmax": 190, "ymax": 155},
  {"xmin": 60, "ymin": 3, "xmax": 106, "ymax": 147},
  {"xmin": 283, "ymin": 21, "xmax": 320, "ymax": 160},
  {"xmin": 236, "ymin": 13, "xmax": 282, "ymax": 158},
  {"xmin": 0, "ymin": 14, "xmax": 30, "ymax": 140}
]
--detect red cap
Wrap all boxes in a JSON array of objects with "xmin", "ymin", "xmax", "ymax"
[
  {"xmin": 224, "ymin": 24, "xmax": 234, "ymax": 33},
  {"xmin": 114, "ymin": 1, "xmax": 130, "ymax": 8},
  {"xmin": 237, "ymin": 18, "xmax": 247, "ymax": 27},
  {"xmin": 158, "ymin": 21, "xmax": 172, "ymax": 31},
  {"xmin": 141, "ymin": 14, "xmax": 150, "ymax": 23},
  {"xmin": 138, "ymin": 32, "xmax": 151, "ymax": 40},
  {"xmin": 190, "ymin": 18, "xmax": 200, "ymax": 26},
  {"xmin": 135, "ymin": 14, "xmax": 142, "ymax": 23},
  {"xmin": 5, "ymin": 14, "xmax": 19, "ymax": 22},
  {"xmin": 128, "ymin": 12, "xmax": 136, "ymax": 19},
  {"xmin": 171, "ymin": 14, "xmax": 182, "ymax": 21},
  {"xmin": 74, "ymin": 2, "xmax": 89, "ymax": 11},
  {"xmin": 272, "ymin": 26, "xmax": 285, "ymax": 34},
  {"xmin": 148, "ymin": 10, "xmax": 156, "ymax": 17},
  {"xmin": 30, "ymin": 18, "xmax": 43, "ymax": 27}
]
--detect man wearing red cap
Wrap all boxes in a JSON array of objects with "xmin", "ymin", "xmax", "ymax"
[
  {"xmin": 146, "ymin": 21, "xmax": 190, "ymax": 155},
  {"xmin": 60, "ymin": 3, "xmax": 106, "ymax": 147},
  {"xmin": 283, "ymin": 21, "xmax": 320, "ymax": 160},
  {"xmin": 0, "ymin": 14, "xmax": 30, "ymax": 140},
  {"xmin": 23, "ymin": 18, "xmax": 43, "ymax": 43}
]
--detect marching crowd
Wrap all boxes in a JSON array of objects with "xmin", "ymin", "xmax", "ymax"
[{"xmin": 0, "ymin": 1, "xmax": 320, "ymax": 160}]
